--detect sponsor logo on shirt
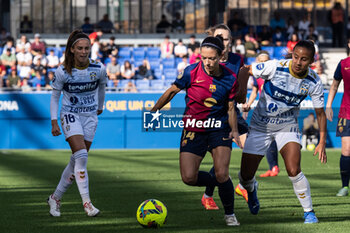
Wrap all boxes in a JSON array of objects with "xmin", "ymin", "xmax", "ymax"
[
  {"xmin": 256, "ymin": 63, "xmax": 264, "ymax": 70},
  {"xmin": 63, "ymin": 80, "xmax": 99, "ymax": 93}
]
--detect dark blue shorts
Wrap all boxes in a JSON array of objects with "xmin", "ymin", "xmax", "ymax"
[
  {"xmin": 336, "ymin": 118, "xmax": 350, "ymax": 137},
  {"xmin": 180, "ymin": 128, "xmax": 232, "ymax": 157},
  {"xmin": 237, "ymin": 114, "xmax": 248, "ymax": 135}
]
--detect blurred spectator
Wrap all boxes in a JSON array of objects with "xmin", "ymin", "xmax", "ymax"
[
  {"xmin": 33, "ymin": 51, "xmax": 48, "ymax": 67},
  {"xmin": 177, "ymin": 55, "xmax": 189, "ymax": 73},
  {"xmin": 174, "ymin": 39, "xmax": 187, "ymax": 58},
  {"xmin": 2, "ymin": 38, "xmax": 15, "ymax": 55},
  {"xmin": 136, "ymin": 59, "xmax": 153, "ymax": 80},
  {"xmin": 302, "ymin": 113, "xmax": 319, "ymax": 149},
  {"xmin": 121, "ymin": 60, "xmax": 135, "ymax": 80},
  {"xmin": 46, "ymin": 49, "xmax": 59, "ymax": 69},
  {"xmin": 189, "ymin": 46, "xmax": 201, "ymax": 64},
  {"xmin": 89, "ymin": 28, "xmax": 103, "ymax": 42},
  {"xmin": 156, "ymin": 14, "xmax": 172, "ymax": 33},
  {"xmin": 0, "ymin": 60, "xmax": 5, "ymax": 90},
  {"xmin": 20, "ymin": 15, "xmax": 33, "ymax": 33},
  {"xmin": 287, "ymin": 33, "xmax": 299, "ymax": 53},
  {"xmin": 230, "ymin": 23, "xmax": 242, "ymax": 41},
  {"xmin": 31, "ymin": 70, "xmax": 43, "ymax": 91},
  {"xmin": 90, "ymin": 37, "xmax": 102, "ymax": 61},
  {"xmin": 298, "ymin": 15, "xmax": 310, "ymax": 39},
  {"xmin": 160, "ymin": 35, "xmax": 174, "ymax": 58},
  {"xmin": 270, "ymin": 11, "xmax": 286, "ymax": 32},
  {"xmin": 286, "ymin": 17, "xmax": 296, "ymax": 40},
  {"xmin": 16, "ymin": 35, "xmax": 31, "ymax": 53},
  {"xmin": 16, "ymin": 46, "xmax": 32, "ymax": 79},
  {"xmin": 106, "ymin": 56, "xmax": 121, "ymax": 78},
  {"xmin": 59, "ymin": 53, "xmax": 65, "ymax": 65},
  {"xmin": 108, "ymin": 73, "xmax": 119, "ymax": 88},
  {"xmin": 258, "ymin": 25, "xmax": 272, "ymax": 46},
  {"xmin": 103, "ymin": 36, "xmax": 119, "ymax": 59},
  {"xmin": 272, "ymin": 27, "xmax": 286, "ymax": 46},
  {"xmin": 247, "ymin": 26, "xmax": 258, "ymax": 41},
  {"xmin": 21, "ymin": 77, "xmax": 31, "ymax": 92},
  {"xmin": 0, "ymin": 28, "xmax": 10, "ymax": 46},
  {"xmin": 6, "ymin": 67, "xmax": 21, "ymax": 90},
  {"xmin": 97, "ymin": 14, "xmax": 114, "ymax": 33},
  {"xmin": 232, "ymin": 38, "xmax": 245, "ymax": 55},
  {"xmin": 227, "ymin": 12, "xmax": 247, "ymax": 31},
  {"xmin": 329, "ymin": 2, "xmax": 344, "ymax": 47},
  {"xmin": 244, "ymin": 34, "xmax": 258, "ymax": 58},
  {"xmin": 124, "ymin": 81, "xmax": 137, "ymax": 93},
  {"xmin": 172, "ymin": 12, "xmax": 185, "ymax": 33},
  {"xmin": 187, "ymin": 35, "xmax": 200, "ymax": 56},
  {"xmin": 31, "ymin": 57, "xmax": 46, "ymax": 76},
  {"xmin": 81, "ymin": 17, "xmax": 94, "ymax": 34},
  {"xmin": 1, "ymin": 48, "xmax": 16, "ymax": 69},
  {"xmin": 304, "ymin": 24, "xmax": 319, "ymax": 42},
  {"xmin": 44, "ymin": 71, "xmax": 55, "ymax": 89},
  {"xmin": 30, "ymin": 33, "xmax": 46, "ymax": 56}
]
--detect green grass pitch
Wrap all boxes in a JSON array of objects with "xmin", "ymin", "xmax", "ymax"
[{"xmin": 1, "ymin": 149, "xmax": 350, "ymax": 233}]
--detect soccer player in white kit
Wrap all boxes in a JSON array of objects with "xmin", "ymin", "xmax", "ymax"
[
  {"xmin": 238, "ymin": 41, "xmax": 327, "ymax": 224},
  {"xmin": 47, "ymin": 30, "xmax": 107, "ymax": 217}
]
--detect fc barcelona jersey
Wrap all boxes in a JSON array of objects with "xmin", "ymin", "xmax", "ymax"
[{"xmin": 334, "ymin": 57, "xmax": 350, "ymax": 119}]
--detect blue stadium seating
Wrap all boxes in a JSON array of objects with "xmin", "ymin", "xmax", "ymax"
[
  {"xmin": 164, "ymin": 79, "xmax": 174, "ymax": 88},
  {"xmin": 119, "ymin": 79, "xmax": 134, "ymax": 88},
  {"xmin": 118, "ymin": 47, "xmax": 132, "ymax": 59},
  {"xmin": 133, "ymin": 47, "xmax": 146, "ymax": 60},
  {"xmin": 175, "ymin": 57, "xmax": 184, "ymax": 66},
  {"xmin": 246, "ymin": 57, "xmax": 256, "ymax": 65},
  {"xmin": 135, "ymin": 79, "xmax": 150, "ymax": 91},
  {"xmin": 46, "ymin": 47, "xmax": 62, "ymax": 57},
  {"xmin": 0, "ymin": 47, "xmax": 3, "ymax": 55},
  {"xmin": 104, "ymin": 57, "xmax": 111, "ymax": 65},
  {"xmin": 163, "ymin": 68, "xmax": 177, "ymax": 80},
  {"xmin": 150, "ymin": 80, "xmax": 164, "ymax": 90},
  {"xmin": 162, "ymin": 58, "xmax": 175, "ymax": 69},
  {"xmin": 107, "ymin": 80, "xmax": 115, "ymax": 88},
  {"xmin": 146, "ymin": 47, "xmax": 161, "ymax": 59},
  {"xmin": 149, "ymin": 58, "xmax": 161, "ymax": 70},
  {"xmin": 273, "ymin": 46, "xmax": 288, "ymax": 59},
  {"xmin": 260, "ymin": 46, "xmax": 274, "ymax": 58},
  {"xmin": 153, "ymin": 68, "xmax": 163, "ymax": 79},
  {"xmin": 133, "ymin": 59, "xmax": 143, "ymax": 68}
]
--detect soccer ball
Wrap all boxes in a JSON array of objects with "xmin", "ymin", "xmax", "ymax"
[
  {"xmin": 307, "ymin": 144, "xmax": 316, "ymax": 151},
  {"xmin": 136, "ymin": 199, "xmax": 167, "ymax": 228}
]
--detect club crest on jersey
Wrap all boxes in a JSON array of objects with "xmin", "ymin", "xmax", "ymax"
[
  {"xmin": 256, "ymin": 63, "xmax": 264, "ymax": 70},
  {"xmin": 209, "ymin": 84, "xmax": 216, "ymax": 92},
  {"xmin": 90, "ymin": 72, "xmax": 97, "ymax": 80},
  {"xmin": 182, "ymin": 139, "xmax": 187, "ymax": 147},
  {"xmin": 299, "ymin": 82, "xmax": 309, "ymax": 95},
  {"xmin": 177, "ymin": 71, "xmax": 183, "ymax": 79}
]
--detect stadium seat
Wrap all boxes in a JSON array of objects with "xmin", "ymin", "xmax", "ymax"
[
  {"xmin": 118, "ymin": 47, "xmax": 132, "ymax": 59},
  {"xmin": 118, "ymin": 79, "xmax": 134, "ymax": 89},
  {"xmin": 107, "ymin": 80, "xmax": 115, "ymax": 88},
  {"xmin": 133, "ymin": 47, "xmax": 146, "ymax": 60},
  {"xmin": 150, "ymin": 80, "xmax": 164, "ymax": 90},
  {"xmin": 118, "ymin": 58, "xmax": 132, "ymax": 66},
  {"xmin": 163, "ymin": 68, "xmax": 178, "ymax": 80},
  {"xmin": 260, "ymin": 46, "xmax": 274, "ymax": 58},
  {"xmin": 135, "ymin": 79, "xmax": 150, "ymax": 91},
  {"xmin": 153, "ymin": 68, "xmax": 163, "ymax": 79},
  {"xmin": 162, "ymin": 58, "xmax": 175, "ymax": 69},
  {"xmin": 0, "ymin": 47, "xmax": 3, "ymax": 55},
  {"xmin": 133, "ymin": 59, "xmax": 143, "ymax": 68},
  {"xmin": 274, "ymin": 46, "xmax": 288, "ymax": 59},
  {"xmin": 104, "ymin": 57, "xmax": 111, "ymax": 65},
  {"xmin": 149, "ymin": 58, "xmax": 161, "ymax": 70},
  {"xmin": 175, "ymin": 57, "xmax": 183, "ymax": 66},
  {"xmin": 246, "ymin": 57, "xmax": 256, "ymax": 65},
  {"xmin": 146, "ymin": 47, "xmax": 161, "ymax": 59},
  {"xmin": 164, "ymin": 79, "xmax": 174, "ymax": 88}
]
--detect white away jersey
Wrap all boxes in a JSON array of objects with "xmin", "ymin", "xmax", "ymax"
[
  {"xmin": 250, "ymin": 59, "xmax": 324, "ymax": 132},
  {"xmin": 51, "ymin": 59, "xmax": 107, "ymax": 114}
]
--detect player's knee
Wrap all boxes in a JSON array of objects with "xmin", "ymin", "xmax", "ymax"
[
  {"xmin": 287, "ymin": 167, "xmax": 301, "ymax": 177},
  {"xmin": 181, "ymin": 174, "xmax": 196, "ymax": 186},
  {"xmin": 215, "ymin": 170, "xmax": 229, "ymax": 183}
]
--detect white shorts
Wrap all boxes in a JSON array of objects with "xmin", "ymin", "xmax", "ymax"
[
  {"xmin": 60, "ymin": 112, "xmax": 98, "ymax": 142},
  {"xmin": 243, "ymin": 124, "xmax": 302, "ymax": 156}
]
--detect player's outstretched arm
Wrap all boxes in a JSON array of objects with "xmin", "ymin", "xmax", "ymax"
[
  {"xmin": 151, "ymin": 84, "xmax": 181, "ymax": 112},
  {"xmin": 314, "ymin": 107, "xmax": 327, "ymax": 163},
  {"xmin": 234, "ymin": 65, "xmax": 251, "ymax": 104},
  {"xmin": 50, "ymin": 89, "xmax": 62, "ymax": 136},
  {"xmin": 325, "ymin": 79, "xmax": 341, "ymax": 122}
]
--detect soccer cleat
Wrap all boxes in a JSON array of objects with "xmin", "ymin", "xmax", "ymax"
[
  {"xmin": 84, "ymin": 202, "xmax": 100, "ymax": 217},
  {"xmin": 270, "ymin": 166, "xmax": 280, "ymax": 177},
  {"xmin": 336, "ymin": 187, "xmax": 349, "ymax": 196},
  {"xmin": 47, "ymin": 195, "xmax": 61, "ymax": 217},
  {"xmin": 303, "ymin": 211, "xmax": 319, "ymax": 224},
  {"xmin": 224, "ymin": 215, "xmax": 240, "ymax": 226},
  {"xmin": 259, "ymin": 170, "xmax": 272, "ymax": 177},
  {"xmin": 201, "ymin": 194, "xmax": 219, "ymax": 210},
  {"xmin": 247, "ymin": 181, "xmax": 260, "ymax": 215},
  {"xmin": 235, "ymin": 184, "xmax": 248, "ymax": 202}
]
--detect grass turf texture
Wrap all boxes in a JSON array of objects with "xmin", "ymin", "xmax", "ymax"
[{"xmin": 0, "ymin": 149, "xmax": 349, "ymax": 233}]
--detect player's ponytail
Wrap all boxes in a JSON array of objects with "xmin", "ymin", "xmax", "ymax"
[
  {"xmin": 64, "ymin": 29, "xmax": 90, "ymax": 74},
  {"xmin": 201, "ymin": 36, "xmax": 224, "ymax": 55}
]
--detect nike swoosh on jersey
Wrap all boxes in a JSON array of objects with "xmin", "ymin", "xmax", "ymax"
[
  {"xmin": 345, "ymin": 67, "xmax": 350, "ymax": 70},
  {"xmin": 222, "ymin": 137, "xmax": 232, "ymax": 141},
  {"xmin": 195, "ymin": 80, "xmax": 205, "ymax": 83}
]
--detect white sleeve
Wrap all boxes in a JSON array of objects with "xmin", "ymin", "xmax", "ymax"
[
  {"xmin": 309, "ymin": 76, "xmax": 325, "ymax": 109},
  {"xmin": 51, "ymin": 66, "xmax": 65, "ymax": 90},
  {"xmin": 98, "ymin": 83, "xmax": 106, "ymax": 110},
  {"xmin": 251, "ymin": 60, "xmax": 277, "ymax": 80},
  {"xmin": 50, "ymin": 89, "xmax": 61, "ymax": 120}
]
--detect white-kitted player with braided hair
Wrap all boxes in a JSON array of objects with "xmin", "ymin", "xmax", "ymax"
[{"xmin": 47, "ymin": 29, "xmax": 107, "ymax": 217}]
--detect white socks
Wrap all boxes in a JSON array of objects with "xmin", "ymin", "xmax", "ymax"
[
  {"xmin": 53, "ymin": 155, "xmax": 75, "ymax": 200},
  {"xmin": 238, "ymin": 171, "xmax": 256, "ymax": 192},
  {"xmin": 73, "ymin": 149, "xmax": 91, "ymax": 204},
  {"xmin": 289, "ymin": 172, "xmax": 313, "ymax": 212}
]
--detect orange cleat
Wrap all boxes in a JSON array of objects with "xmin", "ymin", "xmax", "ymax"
[
  {"xmin": 235, "ymin": 184, "xmax": 248, "ymax": 202},
  {"xmin": 270, "ymin": 166, "xmax": 280, "ymax": 177},
  {"xmin": 260, "ymin": 170, "xmax": 272, "ymax": 177},
  {"xmin": 201, "ymin": 194, "xmax": 219, "ymax": 210}
]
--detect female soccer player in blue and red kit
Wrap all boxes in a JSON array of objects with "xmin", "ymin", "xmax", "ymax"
[
  {"xmin": 151, "ymin": 36, "xmax": 242, "ymax": 226},
  {"xmin": 326, "ymin": 40, "xmax": 350, "ymax": 197}
]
